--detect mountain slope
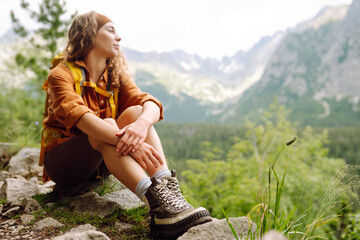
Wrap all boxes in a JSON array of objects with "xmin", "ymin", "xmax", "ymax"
[{"xmin": 213, "ymin": 3, "xmax": 360, "ymax": 126}]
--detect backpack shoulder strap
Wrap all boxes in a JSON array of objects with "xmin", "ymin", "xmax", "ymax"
[
  {"xmin": 63, "ymin": 61, "xmax": 85, "ymax": 95},
  {"xmin": 45, "ymin": 53, "xmax": 85, "ymax": 94},
  {"xmin": 50, "ymin": 53, "xmax": 64, "ymax": 70}
]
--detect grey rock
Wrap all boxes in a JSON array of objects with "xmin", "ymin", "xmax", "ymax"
[
  {"xmin": 22, "ymin": 197, "xmax": 42, "ymax": 213},
  {"xmin": 102, "ymin": 175, "xmax": 126, "ymax": 191},
  {"xmin": 67, "ymin": 224, "xmax": 97, "ymax": 233},
  {"xmin": 178, "ymin": 217, "xmax": 257, "ymax": 240},
  {"xmin": 2, "ymin": 206, "xmax": 20, "ymax": 217},
  {"xmin": 46, "ymin": 202, "xmax": 56, "ymax": 208},
  {"xmin": 114, "ymin": 221, "xmax": 133, "ymax": 232},
  {"xmin": 39, "ymin": 180, "xmax": 56, "ymax": 194},
  {"xmin": 34, "ymin": 217, "xmax": 64, "ymax": 230},
  {"xmin": 11, "ymin": 229, "xmax": 20, "ymax": 236},
  {"xmin": 69, "ymin": 192, "xmax": 119, "ymax": 218},
  {"xmin": 21, "ymin": 214, "xmax": 35, "ymax": 224},
  {"xmin": 1, "ymin": 219, "xmax": 16, "ymax": 226},
  {"xmin": 17, "ymin": 225, "xmax": 25, "ymax": 230},
  {"xmin": 8, "ymin": 148, "xmax": 42, "ymax": 177},
  {"xmin": 0, "ymin": 171, "xmax": 9, "ymax": 181},
  {"xmin": 10, "ymin": 201, "xmax": 22, "ymax": 207},
  {"xmin": 103, "ymin": 188, "xmax": 144, "ymax": 210},
  {"xmin": 261, "ymin": 230, "xmax": 287, "ymax": 240},
  {"xmin": 52, "ymin": 230, "xmax": 111, "ymax": 240},
  {"xmin": 0, "ymin": 176, "xmax": 40, "ymax": 203}
]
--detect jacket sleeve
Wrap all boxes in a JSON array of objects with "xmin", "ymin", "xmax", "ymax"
[
  {"xmin": 47, "ymin": 63, "xmax": 93, "ymax": 130},
  {"xmin": 117, "ymin": 78, "xmax": 164, "ymax": 121}
]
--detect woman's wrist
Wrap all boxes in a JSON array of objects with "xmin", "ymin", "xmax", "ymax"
[{"xmin": 136, "ymin": 115, "xmax": 152, "ymax": 128}]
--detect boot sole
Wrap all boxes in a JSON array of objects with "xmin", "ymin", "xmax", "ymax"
[{"xmin": 150, "ymin": 208, "xmax": 212, "ymax": 239}]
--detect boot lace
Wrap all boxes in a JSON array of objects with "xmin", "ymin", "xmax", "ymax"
[{"xmin": 154, "ymin": 179, "xmax": 190, "ymax": 211}]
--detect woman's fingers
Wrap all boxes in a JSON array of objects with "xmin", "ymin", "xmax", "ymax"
[
  {"xmin": 138, "ymin": 157, "xmax": 148, "ymax": 170},
  {"xmin": 116, "ymin": 132, "xmax": 130, "ymax": 153},
  {"xmin": 119, "ymin": 135, "xmax": 136, "ymax": 154},
  {"xmin": 143, "ymin": 155, "xmax": 155, "ymax": 169},
  {"xmin": 123, "ymin": 137, "xmax": 140, "ymax": 155},
  {"xmin": 146, "ymin": 147, "xmax": 163, "ymax": 167},
  {"xmin": 115, "ymin": 127, "xmax": 126, "ymax": 136},
  {"xmin": 129, "ymin": 143, "xmax": 164, "ymax": 170},
  {"xmin": 116, "ymin": 126, "xmax": 146, "ymax": 155},
  {"xmin": 132, "ymin": 139, "xmax": 144, "ymax": 152}
]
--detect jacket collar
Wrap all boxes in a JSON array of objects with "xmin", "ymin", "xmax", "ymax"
[{"xmin": 74, "ymin": 59, "xmax": 109, "ymax": 85}]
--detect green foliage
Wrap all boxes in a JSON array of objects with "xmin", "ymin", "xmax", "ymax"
[
  {"xmin": 326, "ymin": 127, "xmax": 360, "ymax": 167},
  {"xmin": 181, "ymin": 102, "xmax": 355, "ymax": 238},
  {"xmin": 156, "ymin": 122, "xmax": 245, "ymax": 171},
  {"xmin": 11, "ymin": 0, "xmax": 76, "ymax": 87},
  {"xmin": 224, "ymin": 139, "xmax": 307, "ymax": 239},
  {"xmin": 32, "ymin": 191, "xmax": 60, "ymax": 208},
  {"xmin": 11, "ymin": 0, "xmax": 76, "ymax": 58},
  {"xmin": 0, "ymin": 88, "xmax": 43, "ymax": 147},
  {"xmin": 123, "ymin": 207, "xmax": 149, "ymax": 224},
  {"xmin": 340, "ymin": 212, "xmax": 360, "ymax": 239},
  {"xmin": 1, "ymin": 0, "xmax": 76, "ymax": 145},
  {"xmin": 156, "ymin": 123, "xmax": 360, "ymax": 179},
  {"xmin": 95, "ymin": 178, "xmax": 119, "ymax": 196}
]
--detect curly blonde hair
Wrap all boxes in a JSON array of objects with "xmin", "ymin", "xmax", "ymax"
[{"xmin": 64, "ymin": 11, "xmax": 129, "ymax": 88}]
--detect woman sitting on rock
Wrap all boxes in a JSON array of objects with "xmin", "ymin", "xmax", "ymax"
[{"xmin": 39, "ymin": 11, "xmax": 211, "ymax": 238}]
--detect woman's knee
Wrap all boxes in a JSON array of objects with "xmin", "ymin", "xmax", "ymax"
[
  {"xmin": 104, "ymin": 118, "xmax": 118, "ymax": 128},
  {"xmin": 88, "ymin": 135, "xmax": 105, "ymax": 152},
  {"xmin": 117, "ymin": 105, "xmax": 143, "ymax": 127}
]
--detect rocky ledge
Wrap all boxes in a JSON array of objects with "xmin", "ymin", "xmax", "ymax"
[{"xmin": 0, "ymin": 145, "xmax": 285, "ymax": 240}]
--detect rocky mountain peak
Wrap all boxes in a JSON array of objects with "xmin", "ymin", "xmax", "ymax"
[
  {"xmin": 341, "ymin": 0, "xmax": 360, "ymax": 35},
  {"xmin": 294, "ymin": 5, "xmax": 349, "ymax": 32}
]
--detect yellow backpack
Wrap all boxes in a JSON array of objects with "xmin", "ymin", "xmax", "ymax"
[{"xmin": 39, "ymin": 53, "xmax": 119, "ymax": 168}]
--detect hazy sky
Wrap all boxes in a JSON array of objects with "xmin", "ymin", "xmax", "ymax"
[{"xmin": 0, "ymin": 0, "xmax": 352, "ymax": 58}]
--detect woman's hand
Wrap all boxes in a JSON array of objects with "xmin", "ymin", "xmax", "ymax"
[
  {"xmin": 129, "ymin": 142, "xmax": 164, "ymax": 170},
  {"xmin": 115, "ymin": 118, "xmax": 150, "ymax": 155}
]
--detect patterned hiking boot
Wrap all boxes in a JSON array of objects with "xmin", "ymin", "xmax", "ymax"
[
  {"xmin": 143, "ymin": 176, "xmax": 212, "ymax": 238},
  {"xmin": 163, "ymin": 170, "xmax": 190, "ymax": 204}
]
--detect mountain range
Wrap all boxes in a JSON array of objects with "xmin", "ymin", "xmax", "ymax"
[
  {"xmin": 125, "ymin": 1, "xmax": 359, "ymax": 126},
  {"xmin": 1, "ymin": 0, "xmax": 359, "ymax": 126},
  {"xmin": 216, "ymin": 1, "xmax": 359, "ymax": 126}
]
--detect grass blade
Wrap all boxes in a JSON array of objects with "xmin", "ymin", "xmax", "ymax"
[{"xmin": 222, "ymin": 207, "xmax": 239, "ymax": 240}]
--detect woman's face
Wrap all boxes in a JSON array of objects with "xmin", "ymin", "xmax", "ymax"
[{"xmin": 93, "ymin": 22, "xmax": 121, "ymax": 59}]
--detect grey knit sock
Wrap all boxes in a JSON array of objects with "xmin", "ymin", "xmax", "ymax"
[
  {"xmin": 152, "ymin": 169, "xmax": 171, "ymax": 180},
  {"xmin": 135, "ymin": 177, "xmax": 151, "ymax": 200}
]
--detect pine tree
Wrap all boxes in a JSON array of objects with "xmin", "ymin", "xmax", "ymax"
[
  {"xmin": 1, "ymin": 0, "xmax": 76, "ymax": 146},
  {"xmin": 10, "ymin": 0, "xmax": 76, "ymax": 84}
]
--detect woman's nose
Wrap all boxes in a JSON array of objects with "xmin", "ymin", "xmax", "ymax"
[{"xmin": 116, "ymin": 34, "xmax": 121, "ymax": 42}]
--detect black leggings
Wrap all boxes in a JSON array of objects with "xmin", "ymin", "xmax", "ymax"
[{"xmin": 44, "ymin": 135, "xmax": 108, "ymax": 186}]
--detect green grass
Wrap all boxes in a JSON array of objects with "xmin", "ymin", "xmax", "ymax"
[
  {"xmin": 223, "ymin": 137, "xmax": 354, "ymax": 240},
  {"xmin": 30, "ymin": 191, "xmax": 151, "ymax": 239},
  {"xmin": 94, "ymin": 178, "xmax": 119, "ymax": 196}
]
